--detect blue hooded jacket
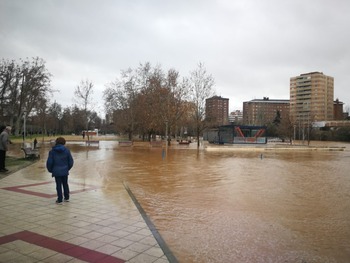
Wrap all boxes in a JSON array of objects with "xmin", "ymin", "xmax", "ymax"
[{"xmin": 46, "ymin": 144, "xmax": 74, "ymax": 177}]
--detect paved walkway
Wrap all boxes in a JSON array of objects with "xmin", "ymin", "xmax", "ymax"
[{"xmin": 0, "ymin": 157, "xmax": 173, "ymax": 263}]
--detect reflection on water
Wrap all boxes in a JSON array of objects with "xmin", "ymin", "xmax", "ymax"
[{"xmin": 30, "ymin": 141, "xmax": 350, "ymax": 262}]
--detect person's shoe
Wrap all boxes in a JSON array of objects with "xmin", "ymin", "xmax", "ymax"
[
  {"xmin": 3, "ymin": 168, "xmax": 8, "ymax": 172},
  {"xmin": 64, "ymin": 199, "xmax": 69, "ymax": 202},
  {"xmin": 56, "ymin": 200, "xmax": 63, "ymax": 205},
  {"xmin": 0, "ymin": 168, "xmax": 8, "ymax": 173}
]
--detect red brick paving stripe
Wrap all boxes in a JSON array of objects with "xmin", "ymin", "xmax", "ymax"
[
  {"xmin": 64, "ymin": 246, "xmax": 91, "ymax": 257},
  {"xmin": 1, "ymin": 181, "xmax": 100, "ymax": 199},
  {"xmin": 0, "ymin": 231, "xmax": 124, "ymax": 263},
  {"xmin": 2, "ymin": 182, "xmax": 56, "ymax": 198},
  {"xmin": 34, "ymin": 236, "xmax": 75, "ymax": 253},
  {"xmin": 2, "ymin": 187, "xmax": 56, "ymax": 198},
  {"xmin": 0, "ymin": 234, "xmax": 17, "ymax": 245},
  {"xmin": 4, "ymin": 182, "xmax": 53, "ymax": 188},
  {"xmin": 80, "ymin": 250, "xmax": 115, "ymax": 262}
]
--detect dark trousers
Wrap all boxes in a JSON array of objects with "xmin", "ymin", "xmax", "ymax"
[
  {"xmin": 0, "ymin": 150, "xmax": 6, "ymax": 170},
  {"xmin": 54, "ymin": 176, "xmax": 69, "ymax": 202}
]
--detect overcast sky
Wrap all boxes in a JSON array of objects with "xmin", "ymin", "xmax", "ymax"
[{"xmin": 1, "ymin": 0, "xmax": 350, "ymax": 116}]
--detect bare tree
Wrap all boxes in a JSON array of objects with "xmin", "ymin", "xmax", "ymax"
[
  {"xmin": 47, "ymin": 102, "xmax": 62, "ymax": 135},
  {"xmin": 104, "ymin": 68, "xmax": 139, "ymax": 140},
  {"xmin": 71, "ymin": 105, "xmax": 86, "ymax": 135},
  {"xmin": 188, "ymin": 63, "xmax": 215, "ymax": 147},
  {"xmin": 345, "ymin": 104, "xmax": 350, "ymax": 116},
  {"xmin": 0, "ymin": 59, "xmax": 18, "ymax": 121},
  {"xmin": 74, "ymin": 79, "xmax": 94, "ymax": 139},
  {"xmin": 60, "ymin": 107, "xmax": 74, "ymax": 134},
  {"xmin": 0, "ymin": 57, "xmax": 52, "ymax": 135},
  {"xmin": 143, "ymin": 67, "xmax": 191, "ymax": 142},
  {"xmin": 138, "ymin": 65, "xmax": 166, "ymax": 139},
  {"xmin": 277, "ymin": 117, "xmax": 294, "ymax": 144},
  {"xmin": 33, "ymin": 97, "xmax": 48, "ymax": 141},
  {"xmin": 104, "ymin": 62, "xmax": 206, "ymax": 144}
]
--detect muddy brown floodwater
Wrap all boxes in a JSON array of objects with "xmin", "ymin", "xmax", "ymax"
[{"xmin": 37, "ymin": 141, "xmax": 350, "ymax": 262}]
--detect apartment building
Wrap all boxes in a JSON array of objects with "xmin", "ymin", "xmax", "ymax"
[
  {"xmin": 229, "ymin": 110, "xmax": 243, "ymax": 123},
  {"xmin": 243, "ymin": 97, "xmax": 290, "ymax": 125},
  {"xmin": 334, "ymin": 99, "xmax": 344, "ymax": 120},
  {"xmin": 205, "ymin": 96, "xmax": 229, "ymax": 126},
  {"xmin": 290, "ymin": 72, "xmax": 334, "ymax": 123}
]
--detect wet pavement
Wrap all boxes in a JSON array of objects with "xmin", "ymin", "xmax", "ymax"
[{"xmin": 0, "ymin": 143, "xmax": 174, "ymax": 263}]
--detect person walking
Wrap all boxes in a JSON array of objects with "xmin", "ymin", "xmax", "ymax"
[
  {"xmin": 46, "ymin": 137, "xmax": 74, "ymax": 204},
  {"xmin": 0, "ymin": 126, "xmax": 12, "ymax": 172}
]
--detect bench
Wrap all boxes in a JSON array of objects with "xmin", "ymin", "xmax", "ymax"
[
  {"xmin": 85, "ymin": 140, "xmax": 100, "ymax": 147},
  {"xmin": 118, "ymin": 141, "xmax": 133, "ymax": 147},
  {"xmin": 21, "ymin": 147, "xmax": 40, "ymax": 159}
]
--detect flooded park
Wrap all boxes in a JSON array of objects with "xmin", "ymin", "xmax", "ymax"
[{"xmin": 10, "ymin": 139, "xmax": 350, "ymax": 262}]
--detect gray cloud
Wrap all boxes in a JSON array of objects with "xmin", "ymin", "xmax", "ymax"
[{"xmin": 1, "ymin": 0, "xmax": 350, "ymax": 113}]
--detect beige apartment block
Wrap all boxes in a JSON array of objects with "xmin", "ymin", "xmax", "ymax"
[{"xmin": 290, "ymin": 72, "xmax": 334, "ymax": 124}]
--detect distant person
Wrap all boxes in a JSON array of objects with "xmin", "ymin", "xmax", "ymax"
[
  {"xmin": 33, "ymin": 138, "xmax": 38, "ymax": 149},
  {"xmin": 46, "ymin": 137, "xmax": 74, "ymax": 204},
  {"xmin": 82, "ymin": 131, "xmax": 85, "ymax": 139},
  {"xmin": 0, "ymin": 126, "xmax": 12, "ymax": 172}
]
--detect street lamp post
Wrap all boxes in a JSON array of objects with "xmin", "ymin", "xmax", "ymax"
[
  {"xmin": 165, "ymin": 120, "xmax": 168, "ymax": 154},
  {"xmin": 162, "ymin": 120, "xmax": 168, "ymax": 160},
  {"xmin": 293, "ymin": 124, "xmax": 296, "ymax": 143},
  {"xmin": 23, "ymin": 108, "xmax": 27, "ymax": 143}
]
